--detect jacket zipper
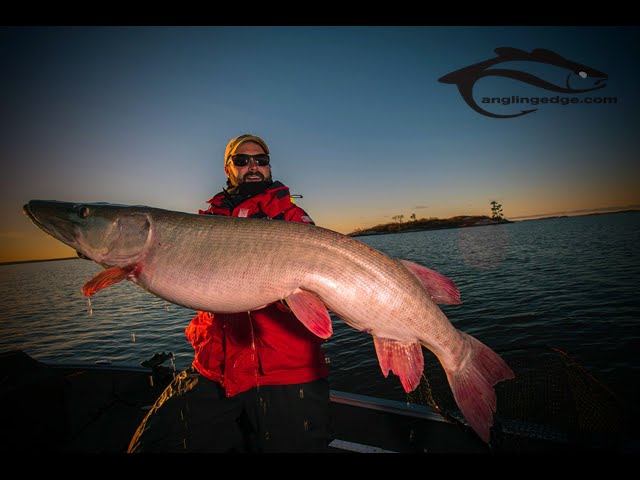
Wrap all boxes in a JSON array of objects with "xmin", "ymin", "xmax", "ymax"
[{"xmin": 248, "ymin": 310, "xmax": 260, "ymax": 390}]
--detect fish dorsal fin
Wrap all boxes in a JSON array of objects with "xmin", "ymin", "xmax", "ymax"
[
  {"xmin": 397, "ymin": 259, "xmax": 462, "ymax": 305},
  {"xmin": 82, "ymin": 265, "xmax": 136, "ymax": 296},
  {"xmin": 373, "ymin": 336, "xmax": 424, "ymax": 393},
  {"xmin": 531, "ymin": 48, "xmax": 563, "ymax": 61},
  {"xmin": 284, "ymin": 288, "xmax": 333, "ymax": 339},
  {"xmin": 494, "ymin": 47, "xmax": 529, "ymax": 59}
]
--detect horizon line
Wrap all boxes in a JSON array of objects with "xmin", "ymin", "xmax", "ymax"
[
  {"xmin": 508, "ymin": 204, "xmax": 640, "ymax": 221},
  {"xmin": 4, "ymin": 208, "xmax": 638, "ymax": 266}
]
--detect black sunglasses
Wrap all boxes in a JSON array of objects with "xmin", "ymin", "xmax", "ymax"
[{"xmin": 231, "ymin": 153, "xmax": 270, "ymax": 167}]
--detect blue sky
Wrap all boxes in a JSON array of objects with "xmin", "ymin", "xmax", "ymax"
[{"xmin": 1, "ymin": 26, "xmax": 639, "ymax": 262}]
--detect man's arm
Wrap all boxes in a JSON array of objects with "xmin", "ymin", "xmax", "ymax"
[{"xmin": 283, "ymin": 201, "xmax": 315, "ymax": 225}]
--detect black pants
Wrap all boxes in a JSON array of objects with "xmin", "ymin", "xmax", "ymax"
[{"xmin": 128, "ymin": 367, "xmax": 333, "ymax": 453}]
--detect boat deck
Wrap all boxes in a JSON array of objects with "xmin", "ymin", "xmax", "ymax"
[{"xmin": 1, "ymin": 350, "xmax": 635, "ymax": 453}]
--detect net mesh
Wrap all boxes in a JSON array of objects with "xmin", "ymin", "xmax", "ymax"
[{"xmin": 408, "ymin": 345, "xmax": 629, "ymax": 451}]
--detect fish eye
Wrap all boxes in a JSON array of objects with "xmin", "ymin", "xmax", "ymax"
[
  {"xmin": 77, "ymin": 206, "xmax": 90, "ymax": 219},
  {"xmin": 578, "ymin": 71, "xmax": 588, "ymax": 79}
]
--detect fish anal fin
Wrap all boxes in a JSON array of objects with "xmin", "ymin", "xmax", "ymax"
[
  {"xmin": 284, "ymin": 289, "xmax": 333, "ymax": 339},
  {"xmin": 373, "ymin": 336, "xmax": 424, "ymax": 393},
  {"xmin": 82, "ymin": 265, "xmax": 137, "ymax": 297},
  {"xmin": 398, "ymin": 259, "xmax": 462, "ymax": 305}
]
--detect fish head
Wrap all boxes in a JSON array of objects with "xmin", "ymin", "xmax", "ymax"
[
  {"xmin": 23, "ymin": 200, "xmax": 151, "ymax": 267},
  {"xmin": 528, "ymin": 49, "xmax": 608, "ymax": 89}
]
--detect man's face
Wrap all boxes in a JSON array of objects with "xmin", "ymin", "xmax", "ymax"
[{"xmin": 225, "ymin": 141, "xmax": 272, "ymax": 186}]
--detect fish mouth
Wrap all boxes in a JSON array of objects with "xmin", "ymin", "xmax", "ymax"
[
  {"xmin": 23, "ymin": 200, "xmax": 77, "ymax": 247},
  {"xmin": 23, "ymin": 203, "xmax": 36, "ymax": 221},
  {"xmin": 23, "ymin": 202, "xmax": 55, "ymax": 246}
]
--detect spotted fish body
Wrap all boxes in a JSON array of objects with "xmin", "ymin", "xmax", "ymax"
[{"xmin": 24, "ymin": 200, "xmax": 514, "ymax": 442}]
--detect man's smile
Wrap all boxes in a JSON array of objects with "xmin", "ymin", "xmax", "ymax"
[{"xmin": 244, "ymin": 173, "xmax": 264, "ymax": 182}]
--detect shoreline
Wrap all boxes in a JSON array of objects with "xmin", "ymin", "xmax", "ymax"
[{"xmin": 349, "ymin": 217, "xmax": 512, "ymax": 238}]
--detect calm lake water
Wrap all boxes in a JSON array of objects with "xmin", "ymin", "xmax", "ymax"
[{"xmin": 1, "ymin": 212, "xmax": 639, "ymax": 426}]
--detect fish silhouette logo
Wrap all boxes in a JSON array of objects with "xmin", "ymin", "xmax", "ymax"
[{"xmin": 439, "ymin": 47, "xmax": 608, "ymax": 118}]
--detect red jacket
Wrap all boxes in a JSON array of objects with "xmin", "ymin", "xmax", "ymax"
[{"xmin": 185, "ymin": 182, "xmax": 328, "ymax": 397}]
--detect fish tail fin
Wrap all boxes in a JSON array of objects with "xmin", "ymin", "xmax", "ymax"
[{"xmin": 439, "ymin": 332, "xmax": 515, "ymax": 443}]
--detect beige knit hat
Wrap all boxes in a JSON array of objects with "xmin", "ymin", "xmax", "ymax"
[{"xmin": 224, "ymin": 134, "xmax": 270, "ymax": 167}]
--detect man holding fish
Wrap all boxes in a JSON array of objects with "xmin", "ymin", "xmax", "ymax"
[{"xmin": 128, "ymin": 134, "xmax": 333, "ymax": 453}]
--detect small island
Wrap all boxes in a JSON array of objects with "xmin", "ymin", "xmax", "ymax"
[
  {"xmin": 348, "ymin": 200, "xmax": 513, "ymax": 237},
  {"xmin": 348, "ymin": 215, "xmax": 512, "ymax": 237}
]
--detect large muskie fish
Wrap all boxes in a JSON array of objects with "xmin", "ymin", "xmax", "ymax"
[{"xmin": 23, "ymin": 200, "xmax": 514, "ymax": 442}]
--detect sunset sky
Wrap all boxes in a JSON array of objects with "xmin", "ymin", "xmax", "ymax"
[{"xmin": 1, "ymin": 26, "xmax": 639, "ymax": 263}]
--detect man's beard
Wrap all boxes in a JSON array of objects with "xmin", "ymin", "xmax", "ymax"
[
  {"xmin": 236, "ymin": 171, "xmax": 273, "ymax": 196},
  {"xmin": 241, "ymin": 171, "xmax": 270, "ymax": 183},
  {"xmin": 237, "ymin": 180, "xmax": 272, "ymax": 196},
  {"xmin": 229, "ymin": 169, "xmax": 271, "ymax": 185}
]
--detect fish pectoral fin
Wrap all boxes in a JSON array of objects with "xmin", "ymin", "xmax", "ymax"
[
  {"xmin": 284, "ymin": 289, "xmax": 333, "ymax": 339},
  {"xmin": 81, "ymin": 265, "xmax": 136, "ymax": 296},
  {"xmin": 373, "ymin": 336, "xmax": 424, "ymax": 393},
  {"xmin": 397, "ymin": 259, "xmax": 462, "ymax": 305}
]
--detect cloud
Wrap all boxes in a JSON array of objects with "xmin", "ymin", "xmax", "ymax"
[{"xmin": 413, "ymin": 205, "xmax": 429, "ymax": 209}]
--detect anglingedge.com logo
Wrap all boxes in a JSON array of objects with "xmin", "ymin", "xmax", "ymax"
[{"xmin": 438, "ymin": 47, "xmax": 615, "ymax": 118}]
